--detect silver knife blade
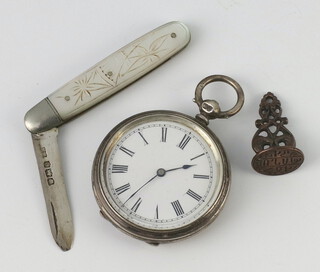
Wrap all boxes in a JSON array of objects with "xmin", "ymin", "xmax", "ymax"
[{"xmin": 31, "ymin": 128, "xmax": 73, "ymax": 251}]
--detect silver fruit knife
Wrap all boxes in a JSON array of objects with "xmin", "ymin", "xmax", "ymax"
[{"xmin": 24, "ymin": 22, "xmax": 191, "ymax": 251}]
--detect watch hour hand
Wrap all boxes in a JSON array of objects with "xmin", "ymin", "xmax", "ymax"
[{"xmin": 165, "ymin": 164, "xmax": 196, "ymax": 173}]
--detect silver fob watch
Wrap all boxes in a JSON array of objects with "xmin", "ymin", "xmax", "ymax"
[{"xmin": 92, "ymin": 75, "xmax": 244, "ymax": 244}]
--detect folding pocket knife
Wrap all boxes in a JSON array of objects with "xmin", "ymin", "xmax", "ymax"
[{"xmin": 24, "ymin": 21, "xmax": 191, "ymax": 251}]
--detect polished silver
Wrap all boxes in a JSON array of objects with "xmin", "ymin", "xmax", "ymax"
[
  {"xmin": 194, "ymin": 75, "xmax": 244, "ymax": 124},
  {"xmin": 25, "ymin": 21, "xmax": 191, "ymax": 250},
  {"xmin": 32, "ymin": 128, "xmax": 73, "ymax": 251},
  {"xmin": 93, "ymin": 111, "xmax": 229, "ymax": 244},
  {"xmin": 25, "ymin": 99, "xmax": 63, "ymax": 134},
  {"xmin": 92, "ymin": 75, "xmax": 244, "ymax": 244}
]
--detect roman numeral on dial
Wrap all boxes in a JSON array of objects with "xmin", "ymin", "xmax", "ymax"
[
  {"xmin": 131, "ymin": 197, "xmax": 142, "ymax": 212},
  {"xmin": 138, "ymin": 132, "xmax": 148, "ymax": 145},
  {"xmin": 112, "ymin": 164, "xmax": 128, "ymax": 173},
  {"xmin": 155, "ymin": 205, "xmax": 159, "ymax": 219},
  {"xmin": 115, "ymin": 183, "xmax": 131, "ymax": 195},
  {"xmin": 171, "ymin": 200, "xmax": 184, "ymax": 216},
  {"xmin": 193, "ymin": 174, "xmax": 209, "ymax": 179},
  {"xmin": 161, "ymin": 127, "xmax": 167, "ymax": 142},
  {"xmin": 190, "ymin": 153, "xmax": 205, "ymax": 161},
  {"xmin": 178, "ymin": 134, "xmax": 191, "ymax": 150},
  {"xmin": 186, "ymin": 189, "xmax": 202, "ymax": 201},
  {"xmin": 119, "ymin": 146, "xmax": 135, "ymax": 157}
]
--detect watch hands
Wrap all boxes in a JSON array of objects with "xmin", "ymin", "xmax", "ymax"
[
  {"xmin": 124, "ymin": 174, "xmax": 158, "ymax": 204},
  {"xmin": 123, "ymin": 164, "xmax": 196, "ymax": 205}
]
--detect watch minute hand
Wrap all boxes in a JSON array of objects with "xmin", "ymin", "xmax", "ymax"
[
  {"xmin": 124, "ymin": 174, "xmax": 158, "ymax": 204},
  {"xmin": 124, "ymin": 164, "xmax": 195, "ymax": 205}
]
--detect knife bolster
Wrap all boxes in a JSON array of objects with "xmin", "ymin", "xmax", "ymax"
[{"xmin": 24, "ymin": 98, "xmax": 63, "ymax": 133}]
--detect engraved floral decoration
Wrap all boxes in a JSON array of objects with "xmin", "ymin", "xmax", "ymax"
[
  {"xmin": 72, "ymin": 70, "xmax": 113, "ymax": 105},
  {"xmin": 115, "ymin": 34, "xmax": 170, "ymax": 83},
  {"xmin": 66, "ymin": 33, "xmax": 173, "ymax": 105}
]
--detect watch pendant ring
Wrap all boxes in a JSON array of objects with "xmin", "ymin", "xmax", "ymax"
[{"xmin": 194, "ymin": 75, "xmax": 245, "ymax": 120}]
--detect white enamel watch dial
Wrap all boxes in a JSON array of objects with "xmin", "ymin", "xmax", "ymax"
[
  {"xmin": 92, "ymin": 75, "xmax": 244, "ymax": 244},
  {"xmin": 106, "ymin": 120, "xmax": 220, "ymax": 230}
]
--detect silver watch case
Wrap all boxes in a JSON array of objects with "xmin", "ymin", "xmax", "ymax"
[{"xmin": 92, "ymin": 110, "xmax": 230, "ymax": 245}]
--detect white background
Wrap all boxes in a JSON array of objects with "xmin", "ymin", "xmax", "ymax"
[{"xmin": 1, "ymin": 1, "xmax": 320, "ymax": 271}]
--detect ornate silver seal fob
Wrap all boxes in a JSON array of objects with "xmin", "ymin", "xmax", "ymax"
[{"xmin": 251, "ymin": 92, "xmax": 304, "ymax": 175}]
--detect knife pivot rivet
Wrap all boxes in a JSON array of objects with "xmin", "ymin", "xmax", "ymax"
[
  {"xmin": 64, "ymin": 96, "xmax": 70, "ymax": 101},
  {"xmin": 171, "ymin": 32, "xmax": 177, "ymax": 38},
  {"xmin": 107, "ymin": 71, "xmax": 113, "ymax": 77}
]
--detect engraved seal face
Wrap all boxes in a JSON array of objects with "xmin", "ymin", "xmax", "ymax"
[{"xmin": 252, "ymin": 146, "xmax": 304, "ymax": 175}]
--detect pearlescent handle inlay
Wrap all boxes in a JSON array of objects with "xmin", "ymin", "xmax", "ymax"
[{"xmin": 48, "ymin": 22, "xmax": 190, "ymax": 120}]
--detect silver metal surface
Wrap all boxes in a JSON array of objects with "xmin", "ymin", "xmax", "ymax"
[
  {"xmin": 92, "ymin": 111, "xmax": 230, "ymax": 244},
  {"xmin": 32, "ymin": 128, "xmax": 73, "ymax": 251},
  {"xmin": 25, "ymin": 98, "xmax": 63, "ymax": 133},
  {"xmin": 194, "ymin": 75, "xmax": 245, "ymax": 124}
]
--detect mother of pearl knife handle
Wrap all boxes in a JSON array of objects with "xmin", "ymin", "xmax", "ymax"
[
  {"xmin": 24, "ymin": 21, "xmax": 190, "ymax": 251},
  {"xmin": 25, "ymin": 21, "xmax": 191, "ymax": 133}
]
